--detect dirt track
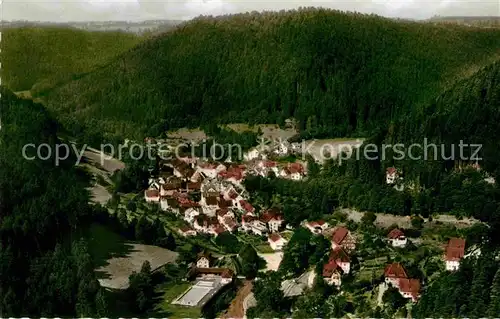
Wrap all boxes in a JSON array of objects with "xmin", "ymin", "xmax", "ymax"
[{"xmin": 221, "ymin": 281, "xmax": 253, "ymax": 319}]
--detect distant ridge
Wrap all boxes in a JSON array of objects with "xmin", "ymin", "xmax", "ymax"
[
  {"xmin": 428, "ymin": 16, "xmax": 500, "ymax": 28},
  {"xmin": 0, "ymin": 20, "xmax": 183, "ymax": 34}
]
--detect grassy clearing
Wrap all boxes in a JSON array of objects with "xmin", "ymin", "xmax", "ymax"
[
  {"xmin": 280, "ymin": 231, "xmax": 293, "ymax": 241},
  {"xmin": 256, "ymin": 243, "xmax": 275, "ymax": 254},
  {"xmin": 153, "ymin": 283, "xmax": 202, "ymax": 318}
]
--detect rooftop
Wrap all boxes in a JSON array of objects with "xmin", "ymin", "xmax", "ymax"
[
  {"xmin": 384, "ymin": 262, "xmax": 408, "ymax": 279},
  {"xmin": 172, "ymin": 277, "xmax": 226, "ymax": 308}
]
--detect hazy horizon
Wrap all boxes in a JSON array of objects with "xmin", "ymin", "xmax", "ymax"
[{"xmin": 3, "ymin": 0, "xmax": 499, "ymax": 23}]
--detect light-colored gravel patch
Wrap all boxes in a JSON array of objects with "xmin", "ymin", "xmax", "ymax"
[
  {"xmin": 303, "ymin": 138, "xmax": 364, "ymax": 162},
  {"xmin": 96, "ymin": 244, "xmax": 178, "ymax": 290},
  {"xmin": 258, "ymin": 252, "xmax": 283, "ymax": 272},
  {"xmin": 341, "ymin": 208, "xmax": 480, "ymax": 229}
]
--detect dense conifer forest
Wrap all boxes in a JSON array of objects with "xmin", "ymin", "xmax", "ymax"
[
  {"xmin": 0, "ymin": 27, "xmax": 142, "ymax": 92},
  {"xmin": 27, "ymin": 8, "xmax": 500, "ymax": 143},
  {"xmin": 0, "ymin": 88, "xmax": 108, "ymax": 316}
]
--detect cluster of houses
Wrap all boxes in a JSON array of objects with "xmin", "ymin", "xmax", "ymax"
[
  {"xmin": 143, "ymin": 156, "xmax": 304, "ymax": 248},
  {"xmin": 309, "ymin": 222, "xmax": 466, "ymax": 304},
  {"xmin": 320, "ymin": 226, "xmax": 356, "ymax": 287}
]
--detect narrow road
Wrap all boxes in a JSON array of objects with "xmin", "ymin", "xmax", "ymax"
[{"xmin": 221, "ymin": 280, "xmax": 253, "ymax": 319}]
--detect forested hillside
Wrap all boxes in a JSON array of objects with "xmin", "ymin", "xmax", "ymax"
[
  {"xmin": 384, "ymin": 60, "xmax": 500, "ymax": 183},
  {"xmin": 0, "ymin": 88, "xmax": 108, "ymax": 316},
  {"xmin": 0, "ymin": 27, "xmax": 143, "ymax": 92},
  {"xmin": 37, "ymin": 8, "xmax": 500, "ymax": 143}
]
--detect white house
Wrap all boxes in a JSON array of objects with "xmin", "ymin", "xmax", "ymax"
[
  {"xmin": 268, "ymin": 233, "xmax": 288, "ymax": 251},
  {"xmin": 201, "ymin": 196, "xmax": 219, "ymax": 216},
  {"xmin": 323, "ymin": 260, "xmax": 342, "ymax": 286},
  {"xmin": 184, "ymin": 207, "xmax": 200, "ymax": 223},
  {"xmin": 329, "ymin": 248, "xmax": 350, "ymax": 274},
  {"xmin": 387, "ymin": 228, "xmax": 408, "ymax": 248},
  {"xmin": 147, "ymin": 178, "xmax": 160, "ymax": 190},
  {"xmin": 242, "ymin": 215, "xmax": 267, "ymax": 236},
  {"xmin": 304, "ymin": 220, "xmax": 329, "ymax": 234},
  {"xmin": 244, "ymin": 148, "xmax": 261, "ymax": 161},
  {"xmin": 384, "ymin": 263, "xmax": 408, "ymax": 287},
  {"xmin": 178, "ymin": 226, "xmax": 197, "ymax": 237},
  {"xmin": 386, "ymin": 167, "xmax": 398, "ymax": 184},
  {"xmin": 260, "ymin": 208, "xmax": 285, "ymax": 233},
  {"xmin": 273, "ymin": 139, "xmax": 290, "ymax": 156},
  {"xmin": 196, "ymin": 253, "xmax": 211, "ymax": 268}
]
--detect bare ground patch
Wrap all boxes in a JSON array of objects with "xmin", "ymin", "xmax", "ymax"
[
  {"xmin": 96, "ymin": 243, "xmax": 178, "ymax": 290},
  {"xmin": 88, "ymin": 184, "xmax": 112, "ymax": 205},
  {"xmin": 167, "ymin": 128, "xmax": 207, "ymax": 141},
  {"xmin": 303, "ymin": 138, "xmax": 364, "ymax": 162},
  {"xmin": 258, "ymin": 252, "xmax": 283, "ymax": 272},
  {"xmin": 341, "ymin": 208, "xmax": 480, "ymax": 229},
  {"xmin": 83, "ymin": 147, "xmax": 125, "ymax": 173}
]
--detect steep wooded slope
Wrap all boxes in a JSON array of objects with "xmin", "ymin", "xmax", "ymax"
[{"xmin": 38, "ymin": 8, "xmax": 500, "ymax": 142}]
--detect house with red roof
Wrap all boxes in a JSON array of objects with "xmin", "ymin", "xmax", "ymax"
[
  {"xmin": 331, "ymin": 227, "xmax": 356, "ymax": 252},
  {"xmin": 384, "ymin": 262, "xmax": 420, "ymax": 302},
  {"xmin": 384, "ymin": 262, "xmax": 408, "ymax": 287},
  {"xmin": 238, "ymin": 200, "xmax": 255, "ymax": 214},
  {"xmin": 260, "ymin": 208, "xmax": 285, "ymax": 232},
  {"xmin": 256, "ymin": 160, "xmax": 279, "ymax": 177},
  {"xmin": 208, "ymin": 224, "xmax": 227, "ymax": 237},
  {"xmin": 201, "ymin": 195, "xmax": 219, "ymax": 216},
  {"xmin": 198, "ymin": 162, "xmax": 226, "ymax": 179},
  {"xmin": 305, "ymin": 220, "xmax": 329, "ymax": 234},
  {"xmin": 444, "ymin": 237, "xmax": 466, "ymax": 271},
  {"xmin": 177, "ymin": 197, "xmax": 200, "ymax": 209},
  {"xmin": 218, "ymin": 166, "xmax": 245, "ymax": 184},
  {"xmin": 387, "ymin": 228, "xmax": 407, "ymax": 247},
  {"xmin": 216, "ymin": 209, "xmax": 233, "ymax": 223},
  {"xmin": 268, "ymin": 233, "xmax": 288, "ymax": 251},
  {"xmin": 398, "ymin": 278, "xmax": 421, "ymax": 302},
  {"xmin": 386, "ymin": 167, "xmax": 398, "ymax": 184},
  {"xmin": 322, "ymin": 247, "xmax": 351, "ymax": 286},
  {"xmin": 241, "ymin": 214, "xmax": 267, "ymax": 236},
  {"xmin": 283, "ymin": 162, "xmax": 306, "ymax": 180},
  {"xmin": 145, "ymin": 189, "xmax": 160, "ymax": 202},
  {"xmin": 329, "ymin": 247, "xmax": 351, "ymax": 274},
  {"xmin": 222, "ymin": 216, "xmax": 238, "ymax": 233},
  {"xmin": 323, "ymin": 259, "xmax": 343, "ymax": 286}
]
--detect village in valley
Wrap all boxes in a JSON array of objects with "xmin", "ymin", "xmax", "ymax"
[
  {"xmin": 99, "ymin": 126, "xmax": 475, "ymax": 318},
  {"xmin": 87, "ymin": 125, "xmax": 483, "ymax": 318}
]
